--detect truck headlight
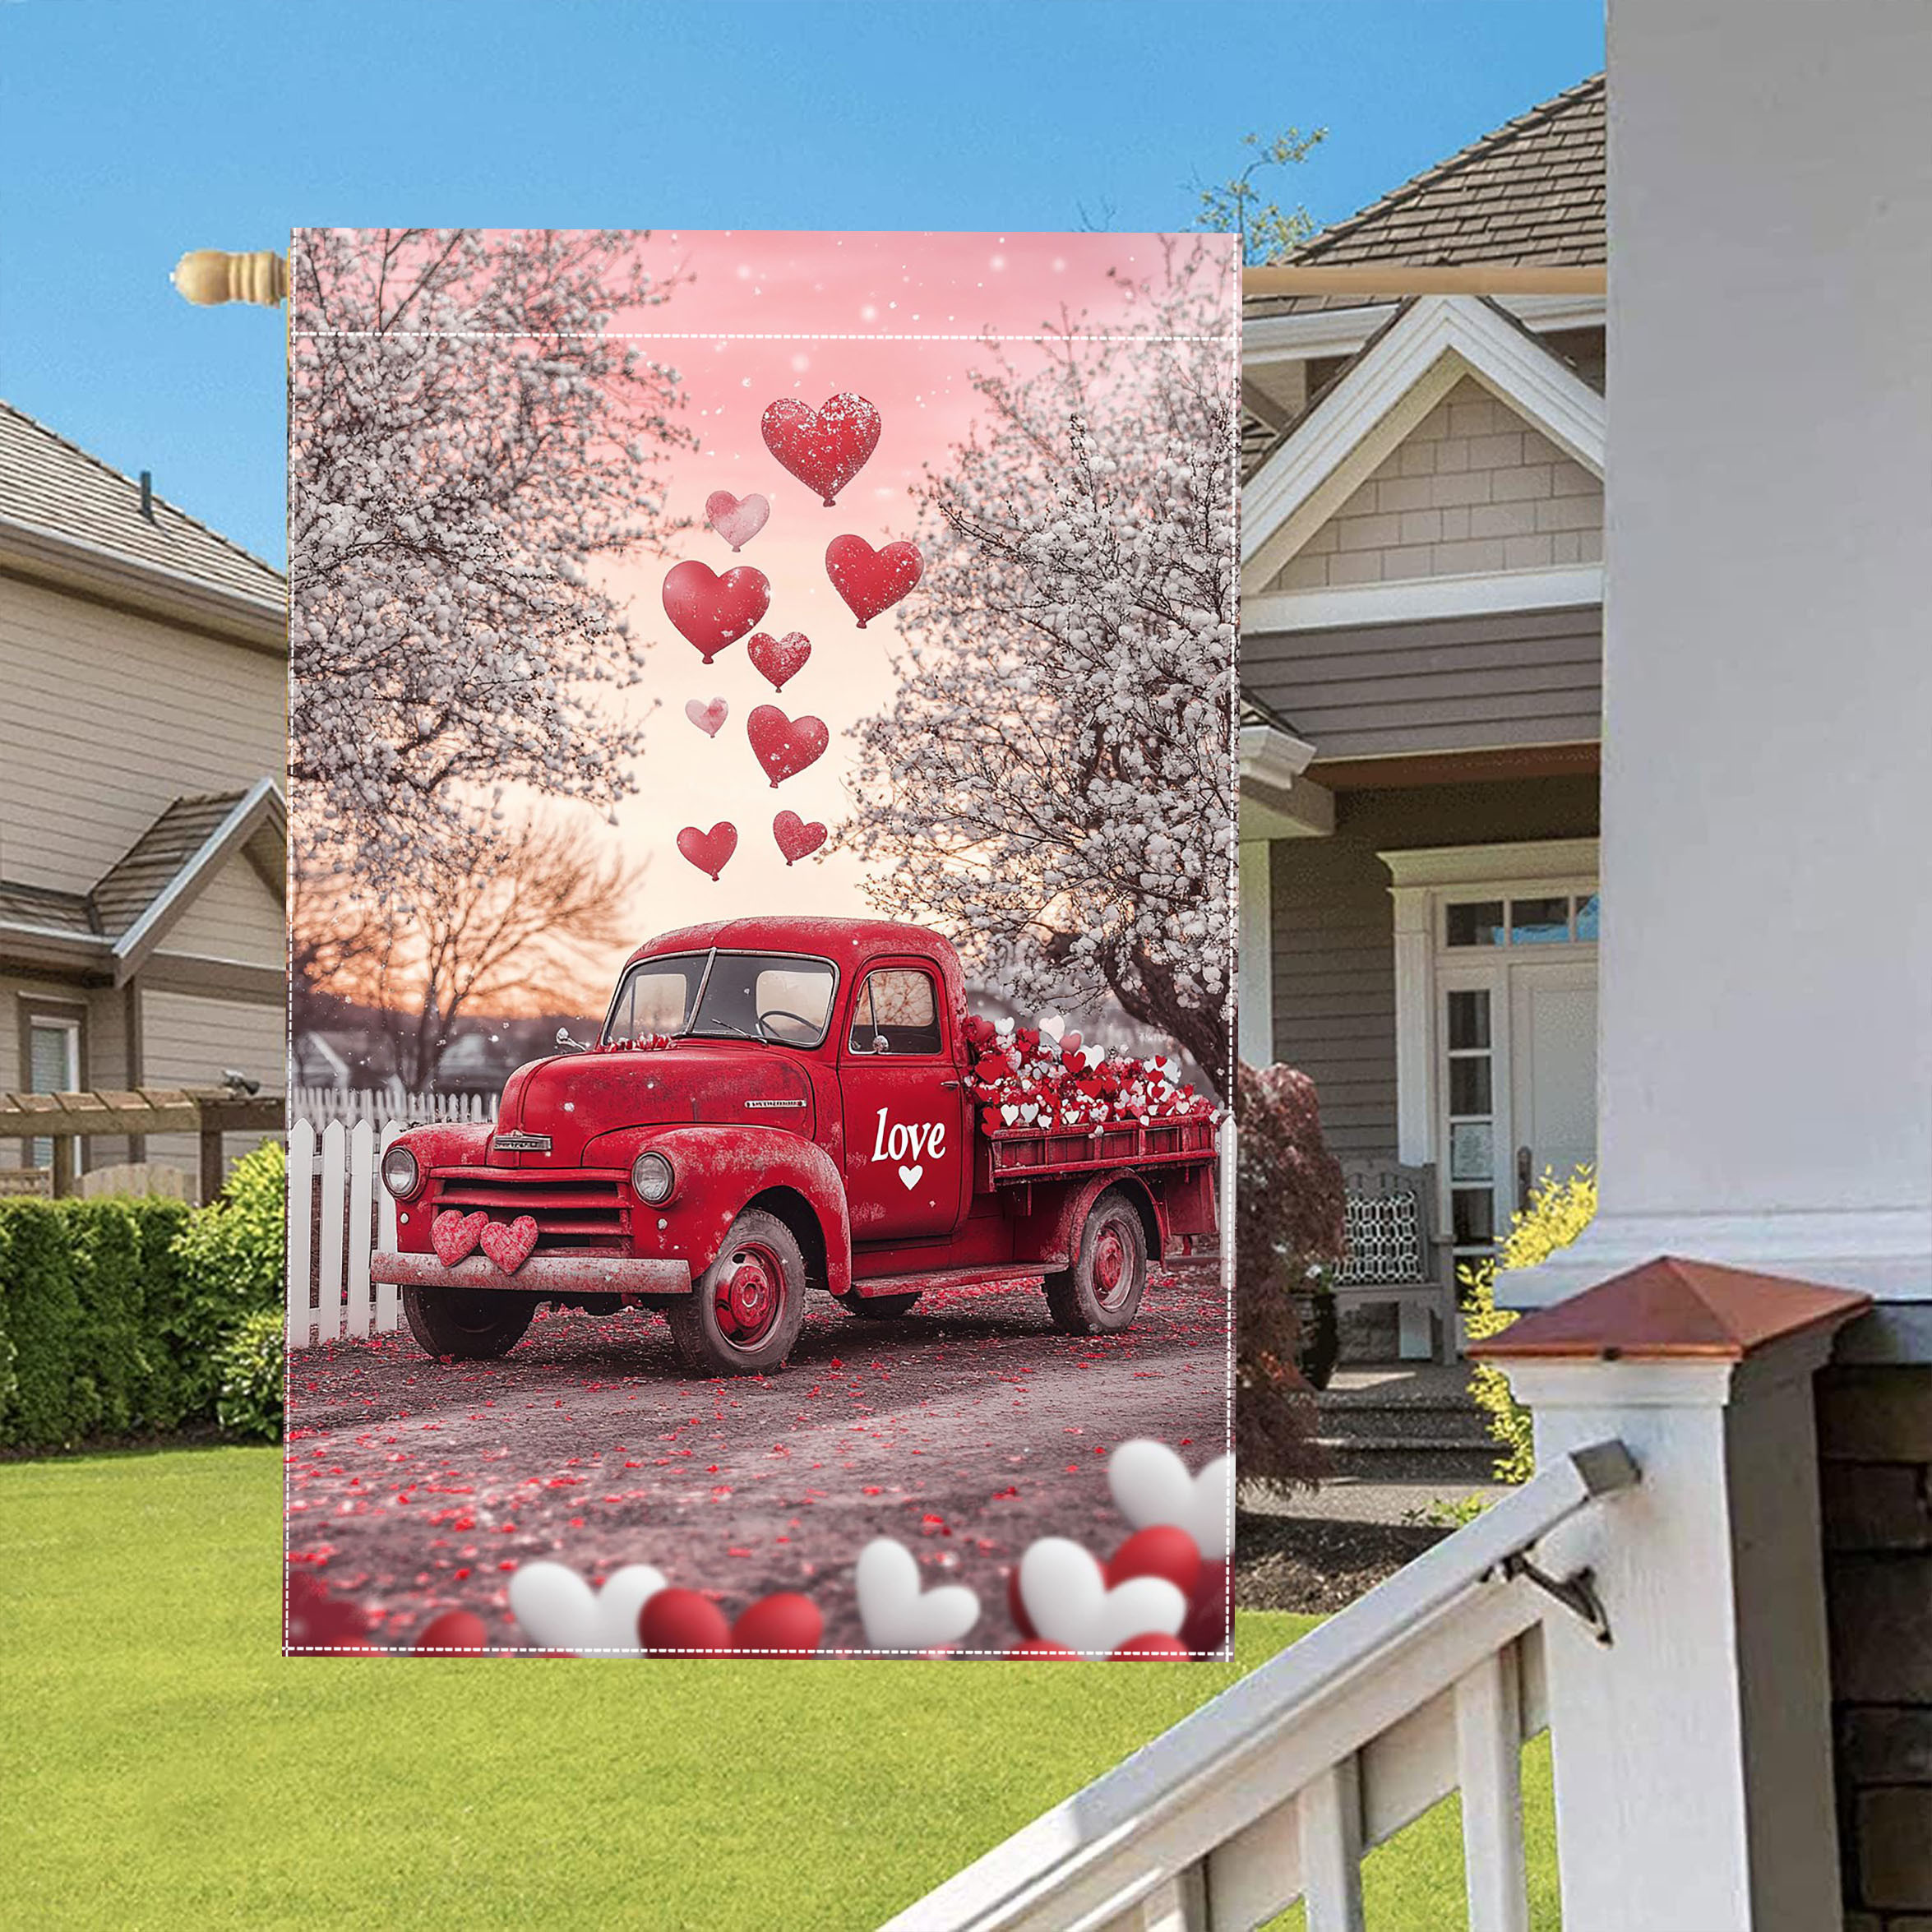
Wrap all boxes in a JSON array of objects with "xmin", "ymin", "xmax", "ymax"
[
  {"xmin": 380, "ymin": 1144, "xmax": 421, "ymax": 1200},
  {"xmin": 631, "ymin": 1149, "xmax": 675, "ymax": 1204}
]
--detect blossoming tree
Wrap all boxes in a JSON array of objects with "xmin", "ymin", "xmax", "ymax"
[{"xmin": 844, "ymin": 243, "xmax": 1239, "ymax": 1093}]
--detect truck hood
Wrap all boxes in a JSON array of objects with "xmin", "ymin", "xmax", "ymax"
[{"xmin": 491, "ymin": 1043, "xmax": 815, "ymax": 1166}]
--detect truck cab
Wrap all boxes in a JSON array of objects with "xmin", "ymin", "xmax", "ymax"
[{"xmin": 372, "ymin": 916, "xmax": 1218, "ymax": 1377}]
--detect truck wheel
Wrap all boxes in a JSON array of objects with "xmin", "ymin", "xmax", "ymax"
[
  {"xmin": 401, "ymin": 1287, "xmax": 537, "ymax": 1360},
  {"xmin": 1045, "ymin": 1189, "xmax": 1149, "ymax": 1336},
  {"xmin": 668, "ymin": 1209, "xmax": 808, "ymax": 1376},
  {"xmin": 838, "ymin": 1291, "xmax": 922, "ymax": 1320}
]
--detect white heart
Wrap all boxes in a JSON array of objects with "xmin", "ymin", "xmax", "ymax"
[
  {"xmin": 854, "ymin": 1538, "xmax": 981, "ymax": 1650},
  {"xmin": 897, "ymin": 1163, "xmax": 923, "ymax": 1191},
  {"xmin": 1107, "ymin": 1441, "xmax": 1234, "ymax": 1561},
  {"xmin": 1038, "ymin": 1014, "xmax": 1065, "ymax": 1044},
  {"xmin": 1020, "ymin": 1103, "xmax": 1039, "ymax": 1125},
  {"xmin": 1001, "ymin": 1104, "xmax": 1019, "ymax": 1126},
  {"xmin": 506, "ymin": 1560, "xmax": 668, "ymax": 1654},
  {"xmin": 1019, "ymin": 1537, "xmax": 1187, "ymax": 1653},
  {"xmin": 1080, "ymin": 1046, "xmax": 1105, "ymax": 1071},
  {"xmin": 993, "ymin": 1017, "xmax": 1015, "ymax": 1038}
]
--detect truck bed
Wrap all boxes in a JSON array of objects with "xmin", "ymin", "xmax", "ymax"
[{"xmin": 978, "ymin": 1112, "xmax": 1218, "ymax": 1186}]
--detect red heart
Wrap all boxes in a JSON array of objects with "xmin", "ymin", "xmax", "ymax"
[
  {"xmin": 705, "ymin": 489, "xmax": 769, "ymax": 552},
  {"xmin": 684, "ymin": 696, "xmax": 728, "ymax": 737},
  {"xmin": 746, "ymin": 630, "xmax": 811, "ymax": 691},
  {"xmin": 1181, "ymin": 1558, "xmax": 1231, "ymax": 1654},
  {"xmin": 1111, "ymin": 1633, "xmax": 1191, "ymax": 1659},
  {"xmin": 772, "ymin": 810, "xmax": 827, "ymax": 866},
  {"xmin": 1106, "ymin": 1524, "xmax": 1204, "ymax": 1603},
  {"xmin": 677, "ymin": 821, "xmax": 738, "ymax": 880},
  {"xmin": 414, "ymin": 1610, "xmax": 489, "ymax": 1653},
  {"xmin": 431, "ymin": 1209, "xmax": 488, "ymax": 1266},
  {"xmin": 825, "ymin": 534, "xmax": 922, "ymax": 629},
  {"xmin": 639, "ymin": 1588, "xmax": 732, "ymax": 1654},
  {"xmin": 662, "ymin": 560, "xmax": 770, "ymax": 663},
  {"xmin": 478, "ymin": 1215, "xmax": 538, "ymax": 1273},
  {"xmin": 746, "ymin": 705, "xmax": 829, "ymax": 787},
  {"xmin": 1061, "ymin": 1032, "xmax": 1082, "ymax": 1056},
  {"xmin": 760, "ymin": 391, "xmax": 880, "ymax": 506},
  {"xmin": 731, "ymin": 1592, "xmax": 823, "ymax": 1655}
]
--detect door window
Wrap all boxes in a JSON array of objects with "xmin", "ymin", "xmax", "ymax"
[
  {"xmin": 1443, "ymin": 988, "xmax": 1499, "ymax": 1269},
  {"xmin": 848, "ymin": 968, "xmax": 941, "ymax": 1056}
]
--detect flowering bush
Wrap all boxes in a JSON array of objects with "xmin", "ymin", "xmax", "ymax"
[
  {"xmin": 1459, "ymin": 1165, "xmax": 1599, "ymax": 1483},
  {"xmin": 1233, "ymin": 1063, "xmax": 1346, "ymax": 1484}
]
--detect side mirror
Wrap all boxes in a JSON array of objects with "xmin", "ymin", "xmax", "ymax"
[{"xmin": 554, "ymin": 1028, "xmax": 590, "ymax": 1054}]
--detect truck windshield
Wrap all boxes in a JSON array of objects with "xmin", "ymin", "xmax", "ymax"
[{"xmin": 605, "ymin": 950, "xmax": 839, "ymax": 1049}]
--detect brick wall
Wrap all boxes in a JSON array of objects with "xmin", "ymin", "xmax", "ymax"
[
  {"xmin": 1818, "ymin": 1363, "xmax": 1932, "ymax": 1927},
  {"xmin": 1266, "ymin": 375, "xmax": 1603, "ymax": 592}
]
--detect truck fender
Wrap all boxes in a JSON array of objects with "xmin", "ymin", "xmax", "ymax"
[
  {"xmin": 636, "ymin": 1124, "xmax": 853, "ymax": 1296},
  {"xmin": 1017, "ymin": 1168, "xmax": 1167, "ymax": 1270}
]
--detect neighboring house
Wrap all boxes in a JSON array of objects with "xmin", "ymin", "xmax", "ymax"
[
  {"xmin": 1238, "ymin": 76, "xmax": 1607, "ymax": 1295},
  {"xmin": 0, "ymin": 400, "xmax": 287, "ymax": 1186}
]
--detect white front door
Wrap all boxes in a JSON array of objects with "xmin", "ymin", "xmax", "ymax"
[{"xmin": 1509, "ymin": 959, "xmax": 1597, "ymax": 1215}]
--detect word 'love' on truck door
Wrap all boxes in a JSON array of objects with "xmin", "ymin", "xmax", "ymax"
[{"xmin": 839, "ymin": 960, "xmax": 967, "ymax": 1242}]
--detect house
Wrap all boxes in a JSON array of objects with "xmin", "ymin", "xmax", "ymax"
[
  {"xmin": 1238, "ymin": 77, "xmax": 1606, "ymax": 1352},
  {"xmin": 899, "ymin": 9, "xmax": 1932, "ymax": 1924},
  {"xmin": 0, "ymin": 401, "xmax": 287, "ymax": 1189}
]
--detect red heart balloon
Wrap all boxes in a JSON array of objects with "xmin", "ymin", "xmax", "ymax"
[
  {"xmin": 677, "ymin": 821, "xmax": 738, "ymax": 880},
  {"xmin": 414, "ymin": 1610, "xmax": 489, "ymax": 1653},
  {"xmin": 705, "ymin": 489, "xmax": 769, "ymax": 552},
  {"xmin": 479, "ymin": 1214, "xmax": 538, "ymax": 1274},
  {"xmin": 746, "ymin": 705, "xmax": 829, "ymax": 787},
  {"xmin": 761, "ymin": 392, "xmax": 880, "ymax": 506},
  {"xmin": 431, "ymin": 1209, "xmax": 488, "ymax": 1266},
  {"xmin": 772, "ymin": 810, "xmax": 827, "ymax": 866},
  {"xmin": 731, "ymin": 1592, "xmax": 824, "ymax": 1655},
  {"xmin": 662, "ymin": 560, "xmax": 770, "ymax": 663},
  {"xmin": 1106, "ymin": 1524, "xmax": 1204, "ymax": 1603},
  {"xmin": 1111, "ymin": 1632, "xmax": 1192, "ymax": 1659},
  {"xmin": 1181, "ymin": 1557, "xmax": 1231, "ymax": 1654},
  {"xmin": 825, "ymin": 534, "xmax": 922, "ymax": 629},
  {"xmin": 746, "ymin": 630, "xmax": 811, "ymax": 691},
  {"xmin": 639, "ymin": 1588, "xmax": 733, "ymax": 1654}
]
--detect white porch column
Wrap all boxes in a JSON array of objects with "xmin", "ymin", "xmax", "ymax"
[
  {"xmin": 1512, "ymin": 2, "xmax": 1932, "ymax": 1335},
  {"xmin": 1474, "ymin": 1259, "xmax": 1869, "ymax": 1931},
  {"xmin": 1237, "ymin": 839, "xmax": 1273, "ymax": 1067}
]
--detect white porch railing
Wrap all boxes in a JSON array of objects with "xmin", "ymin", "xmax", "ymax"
[{"xmin": 885, "ymin": 1441, "xmax": 1639, "ymax": 1932}]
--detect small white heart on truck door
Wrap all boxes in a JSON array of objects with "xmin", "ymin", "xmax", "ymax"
[{"xmin": 897, "ymin": 1163, "xmax": 924, "ymax": 1190}]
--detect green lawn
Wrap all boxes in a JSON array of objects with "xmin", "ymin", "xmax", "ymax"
[{"xmin": 1, "ymin": 1446, "xmax": 1557, "ymax": 1928}]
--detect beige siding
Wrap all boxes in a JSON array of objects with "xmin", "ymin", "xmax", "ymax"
[
  {"xmin": 161, "ymin": 853, "xmax": 286, "ymax": 968},
  {"xmin": 140, "ymin": 989, "xmax": 285, "ymax": 1178},
  {"xmin": 0, "ymin": 574, "xmax": 284, "ymax": 896},
  {"xmin": 1266, "ymin": 377, "xmax": 1604, "ymax": 591},
  {"xmin": 2, "ymin": 973, "xmax": 138, "ymax": 1167}
]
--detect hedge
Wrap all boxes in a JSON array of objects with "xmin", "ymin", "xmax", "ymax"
[{"xmin": 0, "ymin": 1143, "xmax": 285, "ymax": 1452}]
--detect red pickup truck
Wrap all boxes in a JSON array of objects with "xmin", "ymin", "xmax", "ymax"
[{"xmin": 371, "ymin": 916, "xmax": 1220, "ymax": 1377}]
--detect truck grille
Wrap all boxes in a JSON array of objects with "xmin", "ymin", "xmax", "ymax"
[{"xmin": 430, "ymin": 1170, "xmax": 629, "ymax": 1254}]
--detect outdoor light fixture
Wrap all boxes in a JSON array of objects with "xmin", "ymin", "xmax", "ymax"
[
  {"xmin": 630, "ymin": 1149, "xmax": 675, "ymax": 1204},
  {"xmin": 379, "ymin": 1144, "xmax": 421, "ymax": 1201}
]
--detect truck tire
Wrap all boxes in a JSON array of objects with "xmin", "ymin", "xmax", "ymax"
[
  {"xmin": 838, "ymin": 1291, "xmax": 922, "ymax": 1320},
  {"xmin": 1044, "ymin": 1188, "xmax": 1149, "ymax": 1336},
  {"xmin": 668, "ymin": 1209, "xmax": 809, "ymax": 1376},
  {"xmin": 401, "ymin": 1286, "xmax": 538, "ymax": 1360}
]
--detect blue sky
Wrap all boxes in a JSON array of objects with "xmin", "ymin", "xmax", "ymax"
[{"xmin": 0, "ymin": 1, "xmax": 1601, "ymax": 566}]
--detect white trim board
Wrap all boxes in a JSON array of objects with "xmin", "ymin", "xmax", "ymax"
[
  {"xmin": 1380, "ymin": 840, "xmax": 1600, "ymax": 890},
  {"xmin": 1244, "ymin": 293, "xmax": 1607, "ymax": 368},
  {"xmin": 1241, "ymin": 295, "xmax": 1607, "ymax": 589},
  {"xmin": 1244, "ymin": 566, "xmax": 1603, "ymax": 636}
]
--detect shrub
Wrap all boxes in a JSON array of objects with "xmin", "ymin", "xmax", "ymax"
[
  {"xmin": 1460, "ymin": 1166, "xmax": 1598, "ymax": 1483},
  {"xmin": 215, "ymin": 1307, "xmax": 284, "ymax": 1441},
  {"xmin": 1234, "ymin": 1061, "xmax": 1347, "ymax": 1484}
]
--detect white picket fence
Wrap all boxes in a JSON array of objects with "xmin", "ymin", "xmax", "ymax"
[
  {"xmin": 286, "ymin": 1117, "xmax": 405, "ymax": 1348},
  {"xmin": 290, "ymin": 1086, "xmax": 497, "ymax": 1131}
]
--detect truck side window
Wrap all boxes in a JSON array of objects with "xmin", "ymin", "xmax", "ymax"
[{"xmin": 848, "ymin": 968, "xmax": 942, "ymax": 1056}]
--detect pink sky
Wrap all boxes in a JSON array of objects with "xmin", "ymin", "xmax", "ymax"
[{"xmin": 538, "ymin": 231, "xmax": 1233, "ymax": 978}]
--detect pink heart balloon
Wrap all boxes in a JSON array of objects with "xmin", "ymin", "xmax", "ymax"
[
  {"xmin": 684, "ymin": 696, "xmax": 728, "ymax": 737},
  {"xmin": 705, "ymin": 489, "xmax": 770, "ymax": 552}
]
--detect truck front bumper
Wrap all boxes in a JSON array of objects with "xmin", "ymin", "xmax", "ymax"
[{"xmin": 372, "ymin": 1252, "xmax": 694, "ymax": 1296}]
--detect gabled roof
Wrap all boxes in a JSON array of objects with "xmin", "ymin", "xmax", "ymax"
[
  {"xmin": 1248, "ymin": 74, "xmax": 1605, "ymax": 321},
  {"xmin": 90, "ymin": 793, "xmax": 253, "ymax": 937}
]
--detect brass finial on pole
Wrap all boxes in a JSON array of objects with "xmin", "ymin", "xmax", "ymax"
[{"xmin": 171, "ymin": 248, "xmax": 287, "ymax": 307}]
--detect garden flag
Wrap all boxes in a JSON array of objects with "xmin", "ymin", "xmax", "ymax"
[{"xmin": 285, "ymin": 229, "xmax": 1240, "ymax": 1656}]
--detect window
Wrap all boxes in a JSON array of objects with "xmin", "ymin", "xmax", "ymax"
[
  {"xmin": 605, "ymin": 950, "xmax": 838, "ymax": 1048},
  {"xmin": 848, "ymin": 968, "xmax": 941, "ymax": 1056},
  {"xmin": 25, "ymin": 1015, "xmax": 80, "ymax": 1170},
  {"xmin": 1444, "ymin": 988, "xmax": 1498, "ymax": 1269},
  {"xmin": 1446, "ymin": 892, "xmax": 1601, "ymax": 948}
]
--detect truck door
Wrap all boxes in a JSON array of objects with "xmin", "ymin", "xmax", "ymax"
[{"xmin": 839, "ymin": 959, "xmax": 968, "ymax": 1243}]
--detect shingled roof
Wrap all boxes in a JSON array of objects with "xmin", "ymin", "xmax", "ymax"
[
  {"xmin": 0, "ymin": 399, "xmax": 284, "ymax": 610},
  {"xmin": 1248, "ymin": 73, "xmax": 1605, "ymax": 321},
  {"xmin": 89, "ymin": 792, "xmax": 255, "ymax": 938}
]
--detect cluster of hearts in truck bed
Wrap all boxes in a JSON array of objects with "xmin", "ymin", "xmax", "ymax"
[
  {"xmin": 964, "ymin": 1012, "xmax": 1218, "ymax": 1135},
  {"xmin": 668, "ymin": 392, "xmax": 923, "ymax": 881}
]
